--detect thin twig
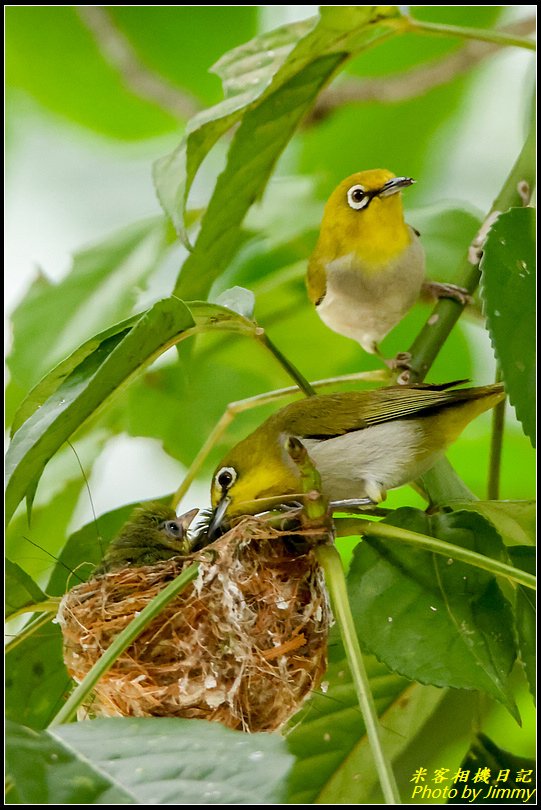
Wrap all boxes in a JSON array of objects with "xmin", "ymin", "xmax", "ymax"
[
  {"xmin": 309, "ymin": 17, "xmax": 535, "ymax": 123},
  {"xmin": 76, "ymin": 6, "xmax": 200, "ymax": 120},
  {"xmin": 488, "ymin": 367, "xmax": 506, "ymax": 500}
]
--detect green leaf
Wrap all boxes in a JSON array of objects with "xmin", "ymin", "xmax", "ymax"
[
  {"xmin": 7, "ymin": 718, "xmax": 294, "ymax": 804},
  {"xmin": 480, "ymin": 207, "xmax": 535, "ymax": 446},
  {"xmin": 5, "ymin": 300, "xmax": 263, "ymax": 524},
  {"xmin": 5, "ymin": 560, "xmax": 48, "ymax": 619},
  {"xmin": 212, "ymin": 286, "xmax": 255, "ymax": 319},
  {"xmin": 445, "ymin": 500, "xmax": 536, "ymax": 547},
  {"xmin": 109, "ymin": 7, "xmax": 258, "ymax": 105},
  {"xmin": 508, "ymin": 547, "xmax": 536, "ymax": 701},
  {"xmin": 286, "ymin": 650, "xmax": 447, "ymax": 803},
  {"xmin": 152, "ymin": 17, "xmax": 318, "ymax": 239},
  {"xmin": 173, "ymin": 53, "xmax": 344, "ymax": 295},
  {"xmin": 6, "ymin": 720, "xmax": 132, "ymax": 803},
  {"xmin": 5, "ymin": 298, "xmax": 194, "ymax": 524},
  {"xmin": 154, "ymin": 6, "xmax": 402, "ymax": 291},
  {"xmin": 448, "ymin": 733, "xmax": 536, "ymax": 804},
  {"xmin": 7, "ymin": 218, "xmax": 170, "ymax": 398},
  {"xmin": 11, "ymin": 318, "xmax": 138, "ymax": 436},
  {"xmin": 347, "ymin": 508, "xmax": 518, "ymax": 716},
  {"xmin": 5, "ymin": 623, "xmax": 70, "ymax": 730}
]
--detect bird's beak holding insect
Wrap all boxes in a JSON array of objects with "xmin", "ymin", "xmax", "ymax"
[
  {"xmin": 379, "ymin": 176, "xmax": 415, "ymax": 198},
  {"xmin": 207, "ymin": 495, "xmax": 231, "ymax": 540}
]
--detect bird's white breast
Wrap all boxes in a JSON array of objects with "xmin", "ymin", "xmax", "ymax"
[
  {"xmin": 316, "ymin": 235, "xmax": 425, "ymax": 353},
  {"xmin": 303, "ymin": 419, "xmax": 440, "ymax": 501}
]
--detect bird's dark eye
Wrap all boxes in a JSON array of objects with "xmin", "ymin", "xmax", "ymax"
[
  {"xmin": 215, "ymin": 466, "xmax": 237, "ymax": 491},
  {"xmin": 161, "ymin": 520, "xmax": 181, "ymax": 537},
  {"xmin": 347, "ymin": 184, "xmax": 369, "ymax": 210}
]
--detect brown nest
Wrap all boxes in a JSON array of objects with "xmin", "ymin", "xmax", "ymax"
[{"xmin": 58, "ymin": 517, "xmax": 331, "ymax": 732}]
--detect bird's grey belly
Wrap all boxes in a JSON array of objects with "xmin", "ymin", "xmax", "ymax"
[
  {"xmin": 316, "ymin": 245, "xmax": 424, "ymax": 351},
  {"xmin": 303, "ymin": 420, "xmax": 441, "ymax": 501}
]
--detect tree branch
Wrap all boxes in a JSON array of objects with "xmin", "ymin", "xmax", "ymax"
[
  {"xmin": 309, "ymin": 17, "xmax": 535, "ymax": 124},
  {"xmin": 403, "ymin": 110, "xmax": 536, "ymax": 384},
  {"xmin": 77, "ymin": 6, "xmax": 201, "ymax": 120}
]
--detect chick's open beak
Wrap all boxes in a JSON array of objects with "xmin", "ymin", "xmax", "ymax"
[
  {"xmin": 379, "ymin": 176, "xmax": 415, "ymax": 197},
  {"xmin": 207, "ymin": 495, "xmax": 231, "ymax": 540}
]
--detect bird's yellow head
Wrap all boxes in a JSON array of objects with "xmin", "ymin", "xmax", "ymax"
[
  {"xmin": 209, "ymin": 424, "xmax": 301, "ymax": 536},
  {"xmin": 317, "ymin": 168, "xmax": 415, "ymax": 266}
]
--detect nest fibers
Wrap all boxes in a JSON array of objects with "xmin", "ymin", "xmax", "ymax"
[{"xmin": 59, "ymin": 517, "xmax": 332, "ymax": 732}]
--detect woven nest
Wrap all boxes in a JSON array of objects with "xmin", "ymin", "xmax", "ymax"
[{"xmin": 58, "ymin": 517, "xmax": 331, "ymax": 732}]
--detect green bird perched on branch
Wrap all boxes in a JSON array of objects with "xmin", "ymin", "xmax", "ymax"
[
  {"xmin": 208, "ymin": 381, "xmax": 505, "ymax": 537},
  {"xmin": 94, "ymin": 502, "xmax": 199, "ymax": 575}
]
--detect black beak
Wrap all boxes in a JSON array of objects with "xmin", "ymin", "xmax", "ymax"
[
  {"xmin": 207, "ymin": 496, "xmax": 231, "ymax": 540},
  {"xmin": 379, "ymin": 176, "xmax": 415, "ymax": 197}
]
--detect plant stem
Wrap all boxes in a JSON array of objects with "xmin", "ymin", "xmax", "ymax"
[
  {"xmin": 406, "ymin": 114, "xmax": 536, "ymax": 383},
  {"xmin": 9, "ymin": 598, "xmax": 61, "ymax": 621},
  {"xmin": 334, "ymin": 519, "xmax": 536, "ymax": 591},
  {"xmin": 404, "ymin": 16, "xmax": 536, "ymax": 51},
  {"xmin": 315, "ymin": 544, "xmax": 402, "ymax": 805},
  {"xmin": 488, "ymin": 367, "xmax": 506, "ymax": 500},
  {"xmin": 48, "ymin": 562, "xmax": 199, "ymax": 727},
  {"xmin": 256, "ymin": 329, "xmax": 316, "ymax": 396},
  {"xmin": 5, "ymin": 611, "xmax": 55, "ymax": 652}
]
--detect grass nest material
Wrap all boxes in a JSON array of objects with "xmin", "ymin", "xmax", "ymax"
[{"xmin": 59, "ymin": 516, "xmax": 331, "ymax": 732}]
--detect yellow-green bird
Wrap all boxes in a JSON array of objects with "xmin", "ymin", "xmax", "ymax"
[
  {"xmin": 208, "ymin": 382, "xmax": 504, "ymax": 535},
  {"xmin": 307, "ymin": 169, "xmax": 469, "ymax": 363},
  {"xmin": 94, "ymin": 502, "xmax": 199, "ymax": 574}
]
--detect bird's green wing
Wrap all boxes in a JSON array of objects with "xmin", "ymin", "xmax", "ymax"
[{"xmin": 277, "ymin": 383, "xmax": 502, "ymax": 438}]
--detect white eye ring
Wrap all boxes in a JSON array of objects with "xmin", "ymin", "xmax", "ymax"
[
  {"xmin": 347, "ymin": 184, "xmax": 369, "ymax": 210},
  {"xmin": 215, "ymin": 466, "xmax": 237, "ymax": 491}
]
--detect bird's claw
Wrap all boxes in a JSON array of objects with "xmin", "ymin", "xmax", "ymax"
[
  {"xmin": 383, "ymin": 351, "xmax": 412, "ymax": 372},
  {"xmin": 423, "ymin": 281, "xmax": 472, "ymax": 306}
]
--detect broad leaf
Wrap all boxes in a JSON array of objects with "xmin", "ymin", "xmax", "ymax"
[
  {"xmin": 446, "ymin": 500, "xmax": 536, "ymax": 547},
  {"xmin": 5, "ymin": 299, "xmax": 265, "ymax": 523},
  {"xmin": 509, "ymin": 547, "xmax": 536, "ymax": 700},
  {"xmin": 155, "ymin": 7, "xmax": 402, "ymax": 297},
  {"xmin": 480, "ymin": 207, "xmax": 535, "ymax": 446},
  {"xmin": 347, "ymin": 509, "xmax": 518, "ymax": 716},
  {"xmin": 5, "ymin": 299, "xmax": 193, "ymax": 523},
  {"xmin": 286, "ymin": 650, "xmax": 447, "ymax": 803},
  {"xmin": 212, "ymin": 286, "xmax": 255, "ymax": 319},
  {"xmin": 7, "ymin": 217, "xmax": 171, "ymax": 396},
  {"xmin": 5, "ymin": 560, "xmax": 48, "ymax": 619},
  {"xmin": 5, "ymin": 623, "xmax": 70, "ymax": 730},
  {"xmin": 11, "ymin": 318, "xmax": 138, "ymax": 435},
  {"xmin": 448, "ymin": 733, "xmax": 536, "ymax": 804},
  {"xmin": 6, "ymin": 718, "xmax": 295, "ymax": 805}
]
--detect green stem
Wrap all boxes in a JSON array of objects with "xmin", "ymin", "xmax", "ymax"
[
  {"xmin": 407, "ymin": 113, "xmax": 536, "ymax": 383},
  {"xmin": 5, "ymin": 611, "xmax": 55, "ymax": 652},
  {"xmin": 256, "ymin": 330, "xmax": 316, "ymax": 397},
  {"xmin": 315, "ymin": 544, "xmax": 401, "ymax": 805},
  {"xmin": 488, "ymin": 367, "xmax": 506, "ymax": 500},
  {"xmin": 8, "ymin": 598, "xmax": 61, "ymax": 621},
  {"xmin": 334, "ymin": 519, "xmax": 536, "ymax": 590},
  {"xmin": 405, "ymin": 17, "xmax": 536, "ymax": 51},
  {"xmin": 48, "ymin": 562, "xmax": 200, "ymax": 727}
]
